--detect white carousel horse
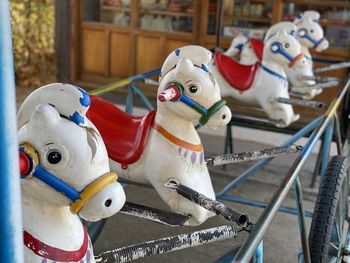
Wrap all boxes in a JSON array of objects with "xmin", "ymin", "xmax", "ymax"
[
  {"xmin": 225, "ymin": 22, "xmax": 299, "ymax": 66},
  {"xmin": 227, "ymin": 11, "xmax": 329, "ymax": 99},
  {"xmin": 210, "ymin": 29, "xmax": 305, "ymax": 127},
  {"xmin": 87, "ymin": 45, "xmax": 231, "ymax": 226},
  {"xmin": 17, "ymin": 84, "xmax": 126, "ymax": 263},
  {"xmin": 288, "ymin": 10, "xmax": 329, "ymax": 97}
]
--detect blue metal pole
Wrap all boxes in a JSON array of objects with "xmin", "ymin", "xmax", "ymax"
[
  {"xmin": 216, "ymin": 116, "xmax": 324, "ymax": 197},
  {"xmin": 131, "ymin": 82, "xmax": 155, "ymax": 111},
  {"xmin": 293, "ymin": 177, "xmax": 311, "ymax": 262},
  {"xmin": 125, "ymin": 84, "xmax": 134, "ymax": 114},
  {"xmin": 254, "ymin": 241, "xmax": 263, "ymax": 263},
  {"xmin": 0, "ymin": 1, "xmax": 24, "ymax": 262},
  {"xmin": 219, "ymin": 194, "xmax": 313, "ymax": 217},
  {"xmin": 320, "ymin": 118, "xmax": 334, "ymax": 178}
]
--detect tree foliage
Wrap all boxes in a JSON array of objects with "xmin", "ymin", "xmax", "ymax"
[{"xmin": 10, "ymin": 0, "xmax": 55, "ymax": 88}]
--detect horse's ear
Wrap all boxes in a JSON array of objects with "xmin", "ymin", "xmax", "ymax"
[
  {"xmin": 29, "ymin": 104, "xmax": 60, "ymax": 129},
  {"xmin": 303, "ymin": 10, "xmax": 320, "ymax": 21},
  {"xmin": 276, "ymin": 29, "xmax": 288, "ymax": 38},
  {"xmin": 174, "ymin": 58, "xmax": 195, "ymax": 76}
]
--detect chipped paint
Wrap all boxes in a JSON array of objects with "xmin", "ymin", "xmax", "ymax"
[
  {"xmin": 171, "ymin": 183, "xmax": 249, "ymax": 226},
  {"xmin": 207, "ymin": 145, "xmax": 302, "ymax": 166},
  {"xmin": 95, "ymin": 225, "xmax": 237, "ymax": 263}
]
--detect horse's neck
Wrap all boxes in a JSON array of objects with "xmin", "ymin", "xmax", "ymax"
[
  {"xmin": 301, "ymin": 45, "xmax": 311, "ymax": 58},
  {"xmin": 155, "ymin": 109, "xmax": 201, "ymax": 145},
  {"xmin": 261, "ymin": 58, "xmax": 287, "ymax": 77},
  {"xmin": 22, "ymin": 194, "xmax": 84, "ymax": 249}
]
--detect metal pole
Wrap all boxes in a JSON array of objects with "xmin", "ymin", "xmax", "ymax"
[
  {"xmin": 309, "ymin": 137, "xmax": 324, "ymax": 188},
  {"xmin": 314, "ymin": 61, "xmax": 350, "ymax": 73},
  {"xmin": 319, "ymin": 118, "xmax": 334, "ymax": 178},
  {"xmin": 95, "ymin": 225, "xmax": 237, "ymax": 263},
  {"xmin": 334, "ymin": 113, "xmax": 343, "ymax": 155},
  {"xmin": 207, "ymin": 145, "xmax": 302, "ymax": 166},
  {"xmin": 220, "ymin": 194, "xmax": 313, "ymax": 217},
  {"xmin": 216, "ymin": 116, "xmax": 323, "ymax": 197},
  {"xmin": 276, "ymin": 97, "xmax": 328, "ymax": 110},
  {"xmin": 0, "ymin": 1, "xmax": 23, "ymax": 262},
  {"xmin": 119, "ymin": 202, "xmax": 189, "ymax": 227},
  {"xmin": 294, "ymin": 177, "xmax": 311, "ymax": 263},
  {"xmin": 89, "ymin": 68, "xmax": 161, "ymax": 96},
  {"xmin": 165, "ymin": 182, "xmax": 249, "ymax": 227},
  {"xmin": 233, "ymin": 75, "xmax": 350, "ymax": 262},
  {"xmin": 215, "ymin": 0, "xmax": 224, "ymax": 49}
]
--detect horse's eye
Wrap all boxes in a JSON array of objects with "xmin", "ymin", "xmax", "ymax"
[
  {"xmin": 284, "ymin": 43, "xmax": 290, "ymax": 48},
  {"xmin": 188, "ymin": 85, "xmax": 198, "ymax": 93},
  {"xmin": 47, "ymin": 150, "xmax": 62, "ymax": 164},
  {"xmin": 310, "ymin": 29, "xmax": 314, "ymax": 33}
]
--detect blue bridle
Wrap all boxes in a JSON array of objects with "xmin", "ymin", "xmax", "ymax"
[
  {"xmin": 161, "ymin": 82, "xmax": 226, "ymax": 126},
  {"xmin": 19, "ymin": 143, "xmax": 118, "ymax": 214},
  {"xmin": 297, "ymin": 28, "xmax": 325, "ymax": 49},
  {"xmin": 270, "ymin": 42, "xmax": 303, "ymax": 67}
]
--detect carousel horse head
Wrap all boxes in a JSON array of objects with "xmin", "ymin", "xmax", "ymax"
[
  {"xmin": 18, "ymin": 83, "xmax": 126, "ymax": 222},
  {"xmin": 265, "ymin": 22, "xmax": 316, "ymax": 88},
  {"xmin": 157, "ymin": 45, "xmax": 231, "ymax": 128},
  {"xmin": 263, "ymin": 29, "xmax": 306, "ymax": 69},
  {"xmin": 294, "ymin": 11, "xmax": 329, "ymax": 52},
  {"xmin": 225, "ymin": 34, "xmax": 249, "ymax": 57},
  {"xmin": 259, "ymin": 30, "xmax": 302, "ymax": 126},
  {"xmin": 264, "ymin": 22, "xmax": 298, "ymax": 43}
]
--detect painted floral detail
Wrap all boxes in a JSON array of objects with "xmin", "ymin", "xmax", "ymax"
[
  {"xmin": 200, "ymin": 151, "xmax": 204, "ymax": 165},
  {"xmin": 191, "ymin": 151, "xmax": 197, "ymax": 165},
  {"xmin": 183, "ymin": 149, "xmax": 188, "ymax": 158}
]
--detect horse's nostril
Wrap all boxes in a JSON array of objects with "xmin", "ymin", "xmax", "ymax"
[
  {"xmin": 104, "ymin": 199, "xmax": 112, "ymax": 207},
  {"xmin": 222, "ymin": 114, "xmax": 226, "ymax": 120}
]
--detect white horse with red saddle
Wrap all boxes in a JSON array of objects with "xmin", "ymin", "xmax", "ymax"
[
  {"xmin": 17, "ymin": 84, "xmax": 126, "ymax": 263},
  {"xmin": 227, "ymin": 11, "xmax": 329, "ymax": 99},
  {"xmin": 210, "ymin": 29, "xmax": 304, "ymax": 127},
  {"xmin": 87, "ymin": 45, "xmax": 231, "ymax": 226}
]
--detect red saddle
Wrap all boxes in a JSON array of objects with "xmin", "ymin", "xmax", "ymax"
[
  {"xmin": 250, "ymin": 39, "xmax": 264, "ymax": 61},
  {"xmin": 87, "ymin": 96, "xmax": 156, "ymax": 167},
  {"xmin": 215, "ymin": 52, "xmax": 260, "ymax": 92}
]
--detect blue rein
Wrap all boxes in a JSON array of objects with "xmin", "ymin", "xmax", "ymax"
[
  {"xmin": 260, "ymin": 63, "xmax": 288, "ymax": 82},
  {"xmin": 19, "ymin": 145, "xmax": 81, "ymax": 202},
  {"xmin": 34, "ymin": 166, "xmax": 80, "ymax": 201},
  {"xmin": 165, "ymin": 82, "xmax": 226, "ymax": 126},
  {"xmin": 270, "ymin": 42, "xmax": 295, "ymax": 62},
  {"xmin": 179, "ymin": 95, "xmax": 208, "ymax": 116},
  {"xmin": 298, "ymin": 28, "xmax": 324, "ymax": 48}
]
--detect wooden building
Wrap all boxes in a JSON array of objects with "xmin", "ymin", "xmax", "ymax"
[{"xmin": 56, "ymin": 0, "xmax": 350, "ymax": 126}]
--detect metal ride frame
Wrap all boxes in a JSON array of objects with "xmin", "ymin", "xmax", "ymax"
[
  {"xmin": 2, "ymin": 1, "xmax": 350, "ymax": 262},
  {"xmin": 230, "ymin": 77, "xmax": 350, "ymax": 262},
  {"xmin": 92, "ymin": 70, "xmax": 350, "ymax": 262}
]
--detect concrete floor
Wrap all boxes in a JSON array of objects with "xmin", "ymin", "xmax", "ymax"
[{"xmin": 17, "ymin": 86, "xmax": 320, "ymax": 262}]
